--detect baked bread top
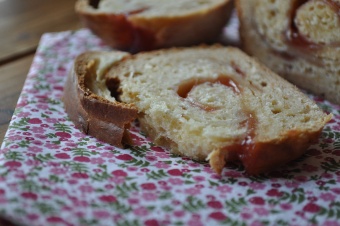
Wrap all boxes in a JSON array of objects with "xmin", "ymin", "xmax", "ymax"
[
  {"xmin": 105, "ymin": 46, "xmax": 331, "ymax": 174},
  {"xmin": 75, "ymin": 0, "xmax": 233, "ymax": 52}
]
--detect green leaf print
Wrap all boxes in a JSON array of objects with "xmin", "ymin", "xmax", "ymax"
[
  {"xmin": 34, "ymin": 153, "xmax": 55, "ymax": 162},
  {"xmin": 116, "ymin": 219, "xmax": 140, "ymax": 226},
  {"xmin": 54, "ymin": 123, "xmax": 72, "ymax": 133},
  {"xmin": 62, "ymin": 161, "xmax": 88, "ymax": 172},
  {"xmin": 321, "ymin": 158, "xmax": 340, "ymax": 172},
  {"xmin": 183, "ymin": 196, "xmax": 205, "ymax": 212},
  {"xmin": 4, "ymin": 151, "xmax": 24, "ymax": 161},
  {"xmin": 9, "ymin": 118, "xmax": 29, "ymax": 131},
  {"xmin": 19, "ymin": 180, "xmax": 40, "ymax": 192},
  {"xmin": 33, "ymin": 202, "xmax": 56, "ymax": 215},
  {"xmin": 72, "ymin": 148, "xmax": 92, "ymax": 157},
  {"xmin": 159, "ymin": 191, "xmax": 172, "ymax": 200},
  {"xmin": 79, "ymin": 218, "xmax": 99, "ymax": 226},
  {"xmin": 91, "ymin": 171, "xmax": 112, "ymax": 182},
  {"xmin": 225, "ymin": 197, "xmax": 247, "ymax": 213},
  {"xmin": 146, "ymin": 170, "xmax": 168, "ymax": 180},
  {"xmin": 129, "ymin": 145, "xmax": 149, "ymax": 157},
  {"xmin": 115, "ymin": 182, "xmax": 138, "ymax": 198},
  {"xmin": 110, "ymin": 201, "xmax": 132, "ymax": 213}
]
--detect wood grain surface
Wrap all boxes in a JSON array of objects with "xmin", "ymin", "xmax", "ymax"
[{"xmin": 0, "ymin": 0, "xmax": 81, "ymax": 144}]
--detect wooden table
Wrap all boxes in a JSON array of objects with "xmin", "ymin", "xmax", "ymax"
[{"xmin": 0, "ymin": 0, "xmax": 81, "ymax": 145}]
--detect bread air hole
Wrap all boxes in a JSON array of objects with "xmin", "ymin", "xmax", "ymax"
[{"xmin": 106, "ymin": 77, "xmax": 122, "ymax": 101}]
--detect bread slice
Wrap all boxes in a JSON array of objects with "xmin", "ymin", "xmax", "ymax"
[
  {"xmin": 75, "ymin": 0, "xmax": 233, "ymax": 52},
  {"xmin": 106, "ymin": 46, "xmax": 331, "ymax": 175},
  {"xmin": 236, "ymin": 0, "xmax": 340, "ymax": 104},
  {"xmin": 63, "ymin": 51, "xmax": 138, "ymax": 147}
]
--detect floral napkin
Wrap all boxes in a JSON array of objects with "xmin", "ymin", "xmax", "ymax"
[{"xmin": 0, "ymin": 29, "xmax": 339, "ymax": 226}]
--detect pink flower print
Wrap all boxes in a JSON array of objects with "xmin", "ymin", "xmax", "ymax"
[
  {"xmin": 73, "ymin": 132, "xmax": 86, "ymax": 138},
  {"xmin": 323, "ymin": 220, "xmax": 340, "ymax": 226},
  {"xmin": 142, "ymin": 192, "xmax": 158, "ymax": 201},
  {"xmin": 55, "ymin": 132, "xmax": 71, "ymax": 139},
  {"xmin": 209, "ymin": 212, "xmax": 227, "ymax": 221},
  {"xmin": 17, "ymin": 112, "xmax": 31, "ymax": 117},
  {"xmin": 250, "ymin": 220, "xmax": 265, "ymax": 226},
  {"xmin": 4, "ymin": 161, "xmax": 22, "ymax": 168},
  {"xmin": 128, "ymin": 198, "xmax": 139, "ymax": 205},
  {"xmin": 192, "ymin": 175, "xmax": 205, "ymax": 182},
  {"xmin": 127, "ymin": 166, "xmax": 138, "ymax": 172},
  {"xmin": 101, "ymin": 151, "xmax": 115, "ymax": 158},
  {"xmin": 216, "ymin": 185, "xmax": 232, "ymax": 193},
  {"xmin": 184, "ymin": 187, "xmax": 201, "ymax": 196},
  {"xmin": 266, "ymin": 189, "xmax": 283, "ymax": 197},
  {"xmin": 44, "ymin": 143, "xmax": 60, "ymax": 149},
  {"xmin": 21, "ymin": 192, "xmax": 38, "ymax": 200},
  {"xmin": 207, "ymin": 200, "xmax": 223, "ymax": 209},
  {"xmin": 154, "ymin": 161, "xmax": 170, "ymax": 169},
  {"xmin": 145, "ymin": 155, "xmax": 157, "ymax": 162},
  {"xmin": 79, "ymin": 184, "xmax": 94, "ymax": 193},
  {"xmin": 54, "ymin": 153, "xmax": 71, "ymax": 159},
  {"xmin": 32, "ymin": 140, "xmax": 43, "ymax": 145},
  {"xmin": 111, "ymin": 170, "xmax": 128, "ymax": 177},
  {"xmin": 280, "ymin": 203, "xmax": 292, "ymax": 210},
  {"xmin": 303, "ymin": 202, "xmax": 320, "ymax": 213},
  {"xmin": 302, "ymin": 164, "xmax": 318, "ymax": 172},
  {"xmin": 331, "ymin": 188, "xmax": 340, "ymax": 195},
  {"xmin": 25, "ymin": 159, "xmax": 40, "ymax": 166},
  {"xmin": 155, "ymin": 152, "xmax": 169, "ymax": 158},
  {"xmin": 116, "ymin": 154, "xmax": 133, "ymax": 161},
  {"xmin": 26, "ymin": 213, "xmax": 39, "ymax": 221},
  {"xmin": 73, "ymin": 156, "xmax": 90, "ymax": 162},
  {"xmin": 249, "ymin": 182, "xmax": 266, "ymax": 190},
  {"xmin": 167, "ymin": 168, "xmax": 183, "ymax": 176},
  {"xmin": 99, "ymin": 195, "xmax": 117, "ymax": 203},
  {"xmin": 36, "ymin": 103, "xmax": 49, "ymax": 110},
  {"xmin": 8, "ymin": 135, "xmax": 23, "ymax": 141},
  {"xmin": 188, "ymin": 218, "xmax": 204, "ymax": 226},
  {"xmin": 249, "ymin": 197, "xmax": 265, "ymax": 205},
  {"xmin": 28, "ymin": 118, "xmax": 42, "ymax": 124},
  {"xmin": 168, "ymin": 178, "xmax": 183, "ymax": 185},
  {"xmin": 173, "ymin": 210, "xmax": 186, "ymax": 218},
  {"xmin": 133, "ymin": 207, "xmax": 149, "ymax": 216},
  {"xmin": 294, "ymin": 175, "xmax": 308, "ymax": 182},
  {"xmin": 144, "ymin": 219, "xmax": 160, "ymax": 226},
  {"xmin": 321, "ymin": 173, "xmax": 333, "ymax": 179},
  {"xmin": 90, "ymin": 157, "xmax": 105, "ymax": 164},
  {"xmin": 27, "ymin": 146, "xmax": 43, "ymax": 153},
  {"xmin": 241, "ymin": 212, "xmax": 253, "ymax": 220},
  {"xmin": 50, "ymin": 167, "xmax": 68, "ymax": 175},
  {"xmin": 104, "ymin": 184, "xmax": 114, "ymax": 190},
  {"xmin": 52, "ymin": 188, "xmax": 68, "ymax": 196},
  {"xmin": 254, "ymin": 207, "xmax": 269, "ymax": 216},
  {"xmin": 109, "ymin": 176, "xmax": 125, "ymax": 184},
  {"xmin": 284, "ymin": 181, "xmax": 300, "ymax": 188},
  {"xmin": 141, "ymin": 183, "xmax": 157, "ymax": 190},
  {"xmin": 320, "ymin": 192, "xmax": 336, "ymax": 202},
  {"xmin": 93, "ymin": 210, "xmax": 111, "ymax": 219}
]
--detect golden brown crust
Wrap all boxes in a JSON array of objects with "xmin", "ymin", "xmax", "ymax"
[
  {"xmin": 63, "ymin": 52, "xmax": 138, "ymax": 147},
  {"xmin": 75, "ymin": 0, "xmax": 233, "ymax": 52}
]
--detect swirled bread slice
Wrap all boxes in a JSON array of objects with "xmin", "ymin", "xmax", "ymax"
[
  {"xmin": 236, "ymin": 0, "xmax": 340, "ymax": 104},
  {"xmin": 63, "ymin": 51, "xmax": 138, "ymax": 147},
  {"xmin": 76, "ymin": 0, "xmax": 233, "ymax": 52},
  {"xmin": 106, "ymin": 46, "xmax": 331, "ymax": 175}
]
